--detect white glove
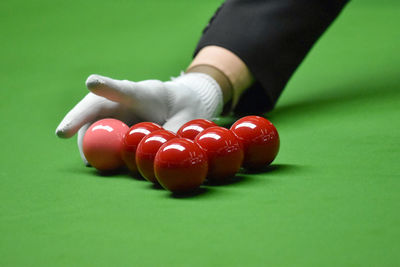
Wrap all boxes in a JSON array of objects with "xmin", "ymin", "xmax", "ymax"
[{"xmin": 55, "ymin": 73, "xmax": 223, "ymax": 165}]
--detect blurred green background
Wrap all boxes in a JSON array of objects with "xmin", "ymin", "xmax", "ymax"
[{"xmin": 0, "ymin": 0, "xmax": 399, "ymax": 266}]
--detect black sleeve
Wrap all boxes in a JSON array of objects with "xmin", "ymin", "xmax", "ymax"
[{"xmin": 194, "ymin": 0, "xmax": 349, "ymax": 114}]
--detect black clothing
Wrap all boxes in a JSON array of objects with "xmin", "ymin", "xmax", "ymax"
[{"xmin": 195, "ymin": 0, "xmax": 349, "ymax": 114}]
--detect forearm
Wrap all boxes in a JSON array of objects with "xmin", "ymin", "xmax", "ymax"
[{"xmin": 190, "ymin": 0, "xmax": 349, "ymax": 113}]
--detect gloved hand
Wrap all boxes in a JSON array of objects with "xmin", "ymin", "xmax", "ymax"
[{"xmin": 55, "ymin": 73, "xmax": 223, "ymax": 165}]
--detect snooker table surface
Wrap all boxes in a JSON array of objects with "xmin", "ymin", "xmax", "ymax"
[{"xmin": 1, "ymin": 0, "xmax": 399, "ymax": 266}]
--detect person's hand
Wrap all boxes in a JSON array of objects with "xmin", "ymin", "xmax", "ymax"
[{"xmin": 55, "ymin": 73, "xmax": 223, "ymax": 165}]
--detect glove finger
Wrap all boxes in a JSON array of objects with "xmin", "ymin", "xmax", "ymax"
[
  {"xmin": 85, "ymin": 74, "xmax": 166, "ymax": 105},
  {"xmin": 55, "ymin": 93, "xmax": 106, "ymax": 138},
  {"xmin": 77, "ymin": 122, "xmax": 92, "ymax": 166},
  {"xmin": 85, "ymin": 74, "xmax": 135, "ymax": 104},
  {"xmin": 162, "ymin": 110, "xmax": 199, "ymax": 133}
]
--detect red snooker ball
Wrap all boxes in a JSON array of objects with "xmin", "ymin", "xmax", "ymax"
[
  {"xmin": 177, "ymin": 119, "xmax": 217, "ymax": 140},
  {"xmin": 230, "ymin": 116, "xmax": 280, "ymax": 169},
  {"xmin": 135, "ymin": 130, "xmax": 177, "ymax": 183},
  {"xmin": 154, "ymin": 138, "xmax": 208, "ymax": 193},
  {"xmin": 195, "ymin": 126, "xmax": 243, "ymax": 182},
  {"xmin": 121, "ymin": 122, "xmax": 162, "ymax": 173},
  {"xmin": 82, "ymin": 118, "xmax": 129, "ymax": 172}
]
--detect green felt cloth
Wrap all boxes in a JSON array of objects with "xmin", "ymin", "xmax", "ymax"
[{"xmin": 1, "ymin": 0, "xmax": 399, "ymax": 266}]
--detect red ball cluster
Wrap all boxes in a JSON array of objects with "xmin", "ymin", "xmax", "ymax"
[{"xmin": 82, "ymin": 116, "xmax": 280, "ymax": 194}]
